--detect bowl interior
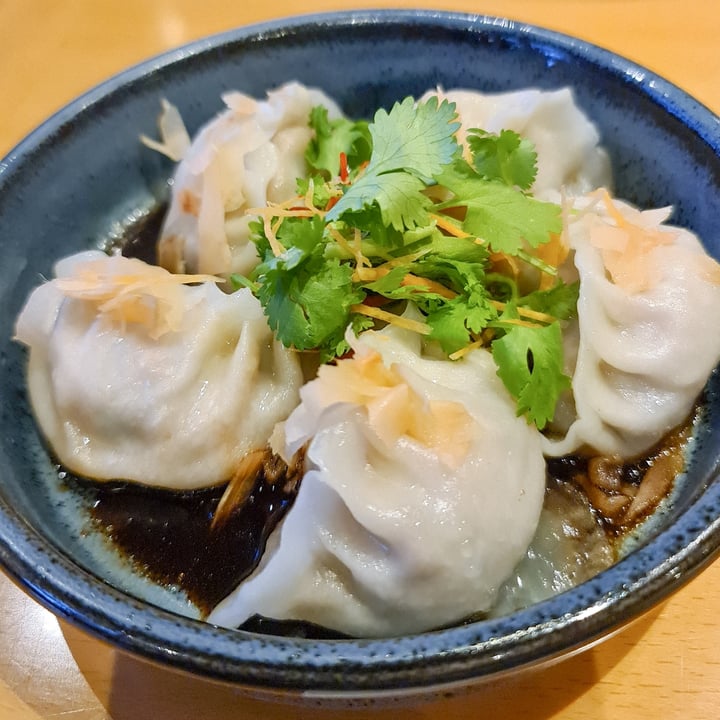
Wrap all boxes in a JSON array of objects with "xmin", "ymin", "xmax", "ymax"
[{"xmin": 1, "ymin": 10, "xmax": 720, "ymax": 694}]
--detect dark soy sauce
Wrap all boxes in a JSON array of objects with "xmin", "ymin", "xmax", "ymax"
[
  {"xmin": 71, "ymin": 462, "xmax": 299, "ymax": 617},
  {"xmin": 102, "ymin": 201, "xmax": 167, "ymax": 264},
  {"xmin": 545, "ymin": 455, "xmax": 647, "ymax": 488}
]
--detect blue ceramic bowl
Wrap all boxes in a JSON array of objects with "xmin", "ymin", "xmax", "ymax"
[{"xmin": 1, "ymin": 10, "xmax": 720, "ymax": 704}]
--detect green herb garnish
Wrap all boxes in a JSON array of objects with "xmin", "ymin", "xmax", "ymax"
[{"xmin": 238, "ymin": 95, "xmax": 572, "ymax": 428}]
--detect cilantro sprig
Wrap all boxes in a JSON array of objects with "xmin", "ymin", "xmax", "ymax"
[
  {"xmin": 234, "ymin": 95, "xmax": 573, "ymax": 429},
  {"xmin": 326, "ymin": 95, "xmax": 460, "ymax": 231},
  {"xmin": 467, "ymin": 127, "xmax": 538, "ymax": 189},
  {"xmin": 305, "ymin": 107, "xmax": 372, "ymax": 178}
]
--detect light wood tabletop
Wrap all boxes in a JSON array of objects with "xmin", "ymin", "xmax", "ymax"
[{"xmin": 1, "ymin": 2, "xmax": 719, "ymax": 718}]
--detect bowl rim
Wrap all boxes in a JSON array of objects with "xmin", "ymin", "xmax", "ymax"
[{"xmin": 1, "ymin": 8, "xmax": 720, "ymax": 696}]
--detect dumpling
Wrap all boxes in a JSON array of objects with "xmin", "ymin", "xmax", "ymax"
[
  {"xmin": 155, "ymin": 82, "xmax": 344, "ymax": 276},
  {"xmin": 543, "ymin": 190, "xmax": 720, "ymax": 459},
  {"xmin": 14, "ymin": 250, "xmax": 303, "ymax": 489},
  {"xmin": 208, "ymin": 317, "xmax": 546, "ymax": 636},
  {"xmin": 420, "ymin": 87, "xmax": 611, "ymax": 198}
]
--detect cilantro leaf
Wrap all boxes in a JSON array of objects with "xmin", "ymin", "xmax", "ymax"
[
  {"xmin": 426, "ymin": 292, "xmax": 497, "ymax": 354},
  {"xmin": 491, "ymin": 321, "xmax": 570, "ymax": 429},
  {"xmin": 362, "ymin": 266, "xmax": 452, "ymax": 306},
  {"xmin": 426, "ymin": 300, "xmax": 476, "ymax": 353},
  {"xmin": 369, "ymin": 95, "xmax": 460, "ymax": 178},
  {"xmin": 413, "ymin": 254, "xmax": 487, "ymax": 297},
  {"xmin": 305, "ymin": 106, "xmax": 372, "ymax": 178},
  {"xmin": 326, "ymin": 96, "xmax": 460, "ymax": 230},
  {"xmin": 251, "ymin": 216, "xmax": 365, "ymax": 354},
  {"xmin": 296, "ymin": 175, "xmax": 335, "ymax": 209},
  {"xmin": 520, "ymin": 280, "xmax": 579, "ymax": 321},
  {"xmin": 258, "ymin": 255, "xmax": 364, "ymax": 353},
  {"xmin": 436, "ymin": 160, "xmax": 562, "ymax": 253},
  {"xmin": 425, "ymin": 233, "xmax": 490, "ymax": 267},
  {"xmin": 333, "ymin": 205, "xmax": 406, "ymax": 248},
  {"xmin": 329, "ymin": 172, "xmax": 430, "ymax": 232},
  {"xmin": 275, "ymin": 214, "xmax": 326, "ymax": 256},
  {"xmin": 363, "ymin": 266, "xmax": 410, "ymax": 295},
  {"xmin": 467, "ymin": 128, "xmax": 538, "ymax": 190}
]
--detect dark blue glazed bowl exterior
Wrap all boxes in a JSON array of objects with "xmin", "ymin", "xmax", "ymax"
[{"xmin": 1, "ymin": 10, "xmax": 720, "ymax": 701}]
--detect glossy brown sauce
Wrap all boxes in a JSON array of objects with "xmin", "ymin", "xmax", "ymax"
[
  {"xmin": 113, "ymin": 201, "xmax": 167, "ymax": 264},
  {"xmin": 70, "ymin": 457, "xmax": 298, "ymax": 617},
  {"xmin": 545, "ymin": 415, "xmax": 693, "ymax": 535}
]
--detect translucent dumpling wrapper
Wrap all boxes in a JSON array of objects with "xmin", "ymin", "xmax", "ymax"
[
  {"xmin": 420, "ymin": 87, "xmax": 612, "ymax": 199},
  {"xmin": 14, "ymin": 251, "xmax": 303, "ymax": 489},
  {"xmin": 155, "ymin": 82, "xmax": 343, "ymax": 277},
  {"xmin": 543, "ymin": 190, "xmax": 720, "ymax": 459},
  {"xmin": 208, "ymin": 317, "xmax": 546, "ymax": 636},
  {"xmin": 489, "ymin": 476, "xmax": 614, "ymax": 618}
]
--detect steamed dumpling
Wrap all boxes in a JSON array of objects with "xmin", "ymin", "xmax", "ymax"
[
  {"xmin": 208, "ymin": 317, "xmax": 546, "ymax": 636},
  {"xmin": 156, "ymin": 82, "xmax": 343, "ymax": 277},
  {"xmin": 543, "ymin": 191, "xmax": 720, "ymax": 459},
  {"xmin": 420, "ymin": 87, "xmax": 611, "ymax": 198},
  {"xmin": 14, "ymin": 251, "xmax": 303, "ymax": 489}
]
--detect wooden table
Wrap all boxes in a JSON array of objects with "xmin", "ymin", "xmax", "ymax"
[{"xmin": 1, "ymin": 2, "xmax": 719, "ymax": 718}]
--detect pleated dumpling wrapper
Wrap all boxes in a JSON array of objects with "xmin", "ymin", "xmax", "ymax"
[
  {"xmin": 14, "ymin": 251, "xmax": 303, "ymax": 489},
  {"xmin": 544, "ymin": 190, "xmax": 720, "ymax": 459},
  {"xmin": 153, "ymin": 82, "xmax": 343, "ymax": 277},
  {"xmin": 209, "ymin": 316, "xmax": 546, "ymax": 636}
]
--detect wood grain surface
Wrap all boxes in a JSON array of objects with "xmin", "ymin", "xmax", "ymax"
[{"xmin": 1, "ymin": 2, "xmax": 718, "ymax": 718}]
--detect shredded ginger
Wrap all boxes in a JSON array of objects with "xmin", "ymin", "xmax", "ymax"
[
  {"xmin": 586, "ymin": 189, "xmax": 720, "ymax": 293},
  {"xmin": 54, "ymin": 256, "xmax": 220, "ymax": 339},
  {"xmin": 139, "ymin": 98, "xmax": 192, "ymax": 162},
  {"xmin": 310, "ymin": 347, "xmax": 476, "ymax": 468}
]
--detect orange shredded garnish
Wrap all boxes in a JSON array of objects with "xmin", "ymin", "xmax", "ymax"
[
  {"xmin": 489, "ymin": 300, "xmax": 554, "ymax": 325},
  {"xmin": 303, "ymin": 176, "xmax": 316, "ymax": 210},
  {"xmin": 314, "ymin": 349, "xmax": 476, "ymax": 467},
  {"xmin": 430, "ymin": 212, "xmax": 472, "ymax": 238},
  {"xmin": 353, "ymin": 227, "xmax": 372, "ymax": 275},
  {"xmin": 534, "ymin": 233, "xmax": 568, "ymax": 290},
  {"xmin": 327, "ymin": 226, "xmax": 373, "ymax": 279},
  {"xmin": 587, "ymin": 189, "xmax": 677, "ymax": 293},
  {"xmin": 373, "ymin": 248, "xmax": 432, "ymax": 270},
  {"xmin": 262, "ymin": 213, "xmax": 285, "ymax": 257},
  {"xmin": 399, "ymin": 273, "xmax": 457, "ymax": 299},
  {"xmin": 249, "ymin": 207, "xmax": 316, "ymax": 219},
  {"xmin": 449, "ymin": 340, "xmax": 483, "ymax": 361},
  {"xmin": 352, "ymin": 249, "xmax": 429, "ymax": 283},
  {"xmin": 350, "ymin": 304, "xmax": 432, "ymax": 335},
  {"xmin": 54, "ymin": 257, "xmax": 221, "ymax": 339}
]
